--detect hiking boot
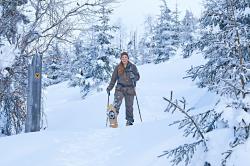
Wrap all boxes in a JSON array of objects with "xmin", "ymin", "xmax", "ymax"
[{"xmin": 126, "ymin": 121, "xmax": 133, "ymax": 126}]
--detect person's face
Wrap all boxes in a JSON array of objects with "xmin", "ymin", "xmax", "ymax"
[{"xmin": 121, "ymin": 55, "xmax": 129, "ymax": 65}]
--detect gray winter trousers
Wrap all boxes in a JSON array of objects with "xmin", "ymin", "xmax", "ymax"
[{"xmin": 113, "ymin": 87, "xmax": 135, "ymax": 123}]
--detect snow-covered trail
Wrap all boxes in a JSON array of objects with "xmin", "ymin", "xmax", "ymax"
[
  {"xmin": 45, "ymin": 54, "xmax": 214, "ymax": 131},
  {"xmin": 0, "ymin": 54, "xmax": 218, "ymax": 166}
]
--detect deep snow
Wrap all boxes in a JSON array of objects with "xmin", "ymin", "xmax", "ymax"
[{"xmin": 0, "ymin": 53, "xmax": 228, "ymax": 166}]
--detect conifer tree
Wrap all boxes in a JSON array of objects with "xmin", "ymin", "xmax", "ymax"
[
  {"xmin": 151, "ymin": 0, "xmax": 176, "ymax": 63},
  {"xmin": 70, "ymin": 1, "xmax": 119, "ymax": 97},
  {"xmin": 43, "ymin": 43, "xmax": 71, "ymax": 86},
  {"xmin": 127, "ymin": 31, "xmax": 139, "ymax": 64},
  {"xmin": 185, "ymin": 0, "xmax": 250, "ymax": 164},
  {"xmin": 138, "ymin": 15, "xmax": 155, "ymax": 64},
  {"xmin": 181, "ymin": 10, "xmax": 197, "ymax": 58}
]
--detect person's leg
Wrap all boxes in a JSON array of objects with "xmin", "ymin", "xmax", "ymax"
[
  {"xmin": 113, "ymin": 90, "xmax": 124, "ymax": 114},
  {"xmin": 125, "ymin": 94, "xmax": 135, "ymax": 123}
]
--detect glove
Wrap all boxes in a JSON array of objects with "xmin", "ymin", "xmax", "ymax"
[
  {"xmin": 130, "ymin": 72, "xmax": 135, "ymax": 79},
  {"xmin": 106, "ymin": 88, "xmax": 110, "ymax": 96},
  {"xmin": 129, "ymin": 72, "xmax": 136, "ymax": 86}
]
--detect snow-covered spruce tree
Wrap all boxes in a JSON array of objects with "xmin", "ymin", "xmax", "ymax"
[
  {"xmin": 127, "ymin": 31, "xmax": 139, "ymax": 64},
  {"xmin": 112, "ymin": 20, "xmax": 126, "ymax": 55},
  {"xmin": 0, "ymin": 0, "xmax": 29, "ymax": 44},
  {"xmin": 70, "ymin": 38, "xmax": 98, "ymax": 96},
  {"xmin": 70, "ymin": 1, "xmax": 119, "ymax": 98},
  {"xmin": 181, "ymin": 10, "xmax": 197, "ymax": 58},
  {"xmin": 138, "ymin": 15, "xmax": 155, "ymax": 65},
  {"xmin": 0, "ymin": 66, "xmax": 27, "ymax": 136},
  {"xmin": 43, "ymin": 42, "xmax": 71, "ymax": 87},
  {"xmin": 159, "ymin": 92, "xmax": 223, "ymax": 166},
  {"xmin": 186, "ymin": 0, "xmax": 250, "ymax": 164},
  {"xmin": 70, "ymin": 39, "xmax": 85, "ymax": 87},
  {"xmin": 171, "ymin": 2, "xmax": 181, "ymax": 48},
  {"xmin": 0, "ymin": 0, "xmax": 29, "ymax": 136},
  {"xmin": 151, "ymin": 0, "xmax": 176, "ymax": 64}
]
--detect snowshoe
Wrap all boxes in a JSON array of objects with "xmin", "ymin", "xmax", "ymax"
[{"xmin": 107, "ymin": 104, "xmax": 118, "ymax": 128}]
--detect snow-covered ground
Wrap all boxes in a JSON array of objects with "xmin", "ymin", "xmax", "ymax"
[{"xmin": 0, "ymin": 53, "xmax": 222, "ymax": 166}]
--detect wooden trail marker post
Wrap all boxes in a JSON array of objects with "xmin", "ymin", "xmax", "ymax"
[{"xmin": 25, "ymin": 54, "xmax": 42, "ymax": 133}]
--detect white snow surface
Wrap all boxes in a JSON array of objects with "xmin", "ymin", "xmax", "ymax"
[{"xmin": 0, "ymin": 53, "xmax": 249, "ymax": 166}]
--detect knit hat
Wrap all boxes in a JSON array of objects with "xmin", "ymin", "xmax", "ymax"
[{"xmin": 120, "ymin": 52, "xmax": 129, "ymax": 59}]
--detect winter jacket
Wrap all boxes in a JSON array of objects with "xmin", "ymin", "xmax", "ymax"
[{"xmin": 107, "ymin": 61, "xmax": 140, "ymax": 94}]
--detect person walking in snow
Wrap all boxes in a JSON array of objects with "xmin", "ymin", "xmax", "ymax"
[{"xmin": 106, "ymin": 52, "xmax": 140, "ymax": 126}]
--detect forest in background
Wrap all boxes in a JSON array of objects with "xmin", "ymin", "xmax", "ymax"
[{"xmin": 0, "ymin": 0, "xmax": 250, "ymax": 165}]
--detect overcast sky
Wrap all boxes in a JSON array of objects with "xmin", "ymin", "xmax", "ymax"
[{"xmin": 111, "ymin": 0, "xmax": 203, "ymax": 32}]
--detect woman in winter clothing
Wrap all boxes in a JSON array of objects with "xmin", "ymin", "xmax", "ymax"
[{"xmin": 106, "ymin": 52, "xmax": 140, "ymax": 126}]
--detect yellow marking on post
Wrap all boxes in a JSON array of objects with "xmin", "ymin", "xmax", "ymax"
[{"xmin": 35, "ymin": 73, "xmax": 40, "ymax": 79}]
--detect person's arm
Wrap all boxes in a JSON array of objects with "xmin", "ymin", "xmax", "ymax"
[
  {"xmin": 130, "ymin": 64, "xmax": 140, "ymax": 81},
  {"xmin": 133, "ymin": 65, "xmax": 140, "ymax": 81},
  {"xmin": 129, "ymin": 64, "xmax": 140, "ymax": 87},
  {"xmin": 107, "ymin": 66, "xmax": 118, "ymax": 91}
]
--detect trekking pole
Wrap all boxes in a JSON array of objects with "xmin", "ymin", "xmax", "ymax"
[
  {"xmin": 135, "ymin": 92, "xmax": 143, "ymax": 122},
  {"xmin": 106, "ymin": 93, "xmax": 110, "ymax": 127},
  {"xmin": 132, "ymin": 79, "xmax": 143, "ymax": 122}
]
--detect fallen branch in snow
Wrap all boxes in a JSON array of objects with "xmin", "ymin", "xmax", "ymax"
[
  {"xmin": 163, "ymin": 92, "xmax": 206, "ymax": 141},
  {"xmin": 221, "ymin": 150, "xmax": 233, "ymax": 166},
  {"xmin": 222, "ymin": 119, "xmax": 250, "ymax": 165},
  {"xmin": 159, "ymin": 91, "xmax": 224, "ymax": 166},
  {"xmin": 158, "ymin": 140, "xmax": 204, "ymax": 166}
]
